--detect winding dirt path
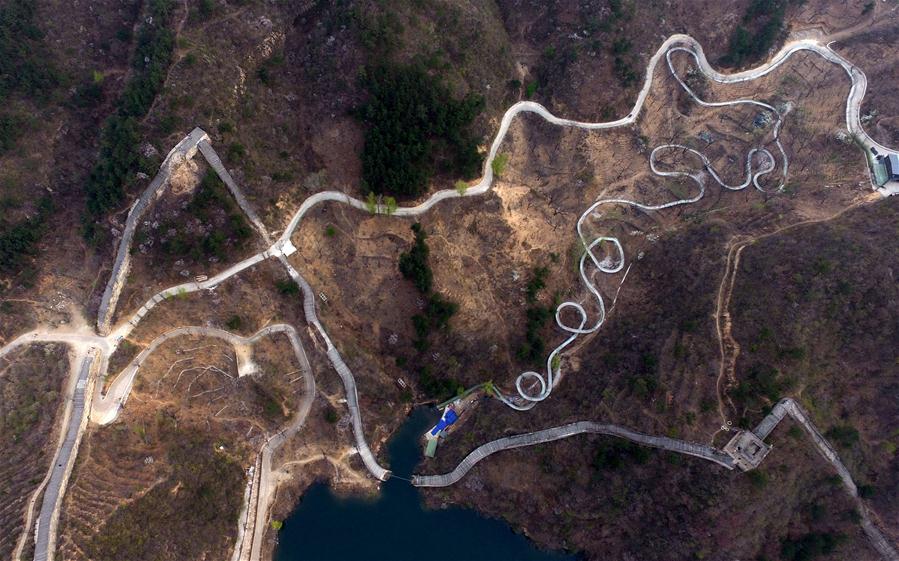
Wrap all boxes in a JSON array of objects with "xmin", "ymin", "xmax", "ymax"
[{"xmin": 711, "ymin": 196, "xmax": 876, "ymax": 435}]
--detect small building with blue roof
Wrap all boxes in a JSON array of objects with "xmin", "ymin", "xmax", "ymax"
[{"xmin": 429, "ymin": 408, "xmax": 458, "ymax": 437}]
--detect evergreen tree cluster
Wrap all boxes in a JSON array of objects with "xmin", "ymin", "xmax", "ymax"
[
  {"xmin": 723, "ymin": 0, "xmax": 800, "ymax": 68},
  {"xmin": 0, "ymin": 1, "xmax": 58, "ymax": 277},
  {"xmin": 397, "ymin": 223, "xmax": 463, "ymax": 400},
  {"xmin": 83, "ymin": 0, "xmax": 176, "ymax": 241},
  {"xmin": 0, "ymin": 0, "xmax": 60, "ymax": 103},
  {"xmin": 355, "ymin": 64, "xmax": 483, "ymax": 198},
  {"xmin": 518, "ymin": 267, "xmax": 554, "ymax": 364},
  {"xmin": 398, "ymin": 223, "xmax": 432, "ymax": 293},
  {"xmin": 780, "ymin": 532, "xmax": 845, "ymax": 561},
  {"xmin": 153, "ymin": 171, "xmax": 251, "ymax": 261},
  {"xmin": 398, "ymin": 223, "xmax": 459, "ymax": 352},
  {"xmin": 0, "ymin": 196, "xmax": 53, "ymax": 275}
]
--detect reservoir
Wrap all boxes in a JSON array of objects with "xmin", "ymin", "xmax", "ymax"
[{"xmin": 274, "ymin": 407, "xmax": 575, "ymax": 561}]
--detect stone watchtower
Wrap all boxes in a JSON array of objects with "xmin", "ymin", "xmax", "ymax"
[{"xmin": 723, "ymin": 430, "xmax": 772, "ymax": 471}]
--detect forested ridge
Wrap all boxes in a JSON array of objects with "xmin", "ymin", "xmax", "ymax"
[
  {"xmin": 82, "ymin": 0, "xmax": 176, "ymax": 242},
  {"xmin": 355, "ymin": 64, "xmax": 483, "ymax": 199}
]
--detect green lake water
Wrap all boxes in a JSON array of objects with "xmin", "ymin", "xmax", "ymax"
[{"xmin": 274, "ymin": 408, "xmax": 576, "ymax": 561}]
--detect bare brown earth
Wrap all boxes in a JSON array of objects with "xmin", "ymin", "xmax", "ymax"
[
  {"xmin": 432, "ymin": 418, "xmax": 883, "ymax": 561},
  {"xmin": 3, "ymin": 0, "xmax": 899, "ymax": 560},
  {"xmin": 281, "ymin": 7, "xmax": 895, "ymax": 558},
  {"xmin": 65, "ymin": 257, "xmax": 410, "ymax": 558},
  {"xmin": 291, "ymin": 32, "xmax": 869, "ymax": 426},
  {"xmin": 0, "ymin": 0, "xmax": 144, "ymax": 340},
  {"xmin": 728, "ymin": 197, "xmax": 899, "ymax": 545},
  {"xmin": 0, "ymin": 344, "xmax": 69, "ymax": 560},
  {"xmin": 57, "ymin": 331, "xmax": 309, "ymax": 561},
  {"xmin": 0, "ymin": 0, "xmax": 883, "ymax": 317},
  {"xmin": 421, "ymin": 197, "xmax": 898, "ymax": 561}
]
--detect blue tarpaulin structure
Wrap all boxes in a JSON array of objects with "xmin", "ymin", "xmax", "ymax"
[{"xmin": 430, "ymin": 408, "xmax": 458, "ymax": 436}]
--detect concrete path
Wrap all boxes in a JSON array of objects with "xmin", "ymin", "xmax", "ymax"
[
  {"xmin": 97, "ymin": 129, "xmax": 269, "ymax": 335},
  {"xmin": 96, "ymin": 128, "xmax": 209, "ymax": 334},
  {"xmin": 197, "ymin": 139, "xmax": 272, "ymax": 245},
  {"xmin": 413, "ymin": 401, "xmax": 898, "ymax": 560},
  {"xmin": 3, "ymin": 30, "xmax": 898, "ymax": 561},
  {"xmin": 412, "ymin": 421, "xmax": 735, "ymax": 487},
  {"xmin": 277, "ymin": 256, "xmax": 390, "ymax": 481},
  {"xmin": 753, "ymin": 399, "xmax": 899, "ymax": 561},
  {"xmin": 229, "ymin": 328, "xmax": 316, "ymax": 561},
  {"xmin": 33, "ymin": 350, "xmax": 96, "ymax": 561},
  {"xmin": 92, "ymin": 324, "xmax": 298, "ymax": 424}
]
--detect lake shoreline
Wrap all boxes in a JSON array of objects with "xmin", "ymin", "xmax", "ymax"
[{"xmin": 274, "ymin": 407, "xmax": 576, "ymax": 561}]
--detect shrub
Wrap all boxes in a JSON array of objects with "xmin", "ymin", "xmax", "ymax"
[
  {"xmin": 731, "ymin": 363, "xmax": 794, "ymax": 405},
  {"xmin": 825, "ymin": 425, "xmax": 860, "ymax": 449},
  {"xmin": 198, "ymin": 0, "xmax": 215, "ymax": 19},
  {"xmin": 255, "ymin": 383, "xmax": 284, "ymax": 420},
  {"xmin": 227, "ymin": 142, "xmax": 246, "ymax": 160},
  {"xmin": 722, "ymin": 0, "xmax": 791, "ymax": 68},
  {"xmin": 0, "ymin": 113, "xmax": 24, "ymax": 154},
  {"xmin": 517, "ymin": 267, "xmax": 553, "ymax": 364},
  {"xmin": 384, "ymin": 196, "xmax": 397, "ymax": 215},
  {"xmin": 592, "ymin": 440, "xmax": 650, "ymax": 472},
  {"xmin": 491, "ymin": 153, "xmax": 510, "ymax": 177},
  {"xmin": 397, "ymin": 223, "xmax": 459, "ymax": 354},
  {"xmin": 257, "ymin": 65, "xmax": 271, "ymax": 85},
  {"xmin": 0, "ymin": 196, "xmax": 53, "ymax": 275},
  {"xmin": 158, "ymin": 170, "xmax": 252, "ymax": 260},
  {"xmin": 417, "ymin": 366, "xmax": 461, "ymax": 401},
  {"xmin": 747, "ymin": 469, "xmax": 769, "ymax": 489},
  {"xmin": 780, "ymin": 532, "xmax": 844, "ymax": 561},
  {"xmin": 525, "ymin": 266, "xmax": 549, "ymax": 303},
  {"xmin": 271, "ymin": 171, "xmax": 293, "ymax": 183},
  {"xmin": 629, "ymin": 375, "xmax": 658, "ymax": 399},
  {"xmin": 157, "ymin": 113, "xmax": 178, "ymax": 135},
  {"xmin": 85, "ymin": 426, "xmax": 244, "ymax": 561},
  {"xmin": 276, "ymin": 279, "xmax": 299, "ymax": 295},
  {"xmin": 71, "ymin": 79, "xmax": 104, "ymax": 109},
  {"xmin": 858, "ymin": 484, "xmax": 876, "ymax": 498},
  {"xmin": 358, "ymin": 11, "xmax": 404, "ymax": 58},
  {"xmin": 424, "ymin": 293, "xmax": 458, "ymax": 331},
  {"xmin": 517, "ymin": 305, "xmax": 551, "ymax": 363},
  {"xmin": 225, "ymin": 315, "xmax": 242, "ymax": 330},
  {"xmin": 613, "ymin": 56, "xmax": 638, "ymax": 87}
]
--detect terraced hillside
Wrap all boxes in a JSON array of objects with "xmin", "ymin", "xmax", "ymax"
[
  {"xmin": 0, "ymin": 344, "xmax": 69, "ymax": 560},
  {"xmin": 57, "ymin": 331, "xmax": 308, "ymax": 561},
  {"xmin": 0, "ymin": 1, "xmax": 897, "ymax": 561}
]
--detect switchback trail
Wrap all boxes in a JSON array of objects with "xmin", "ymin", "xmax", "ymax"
[{"xmin": 2, "ymin": 30, "xmax": 898, "ymax": 561}]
